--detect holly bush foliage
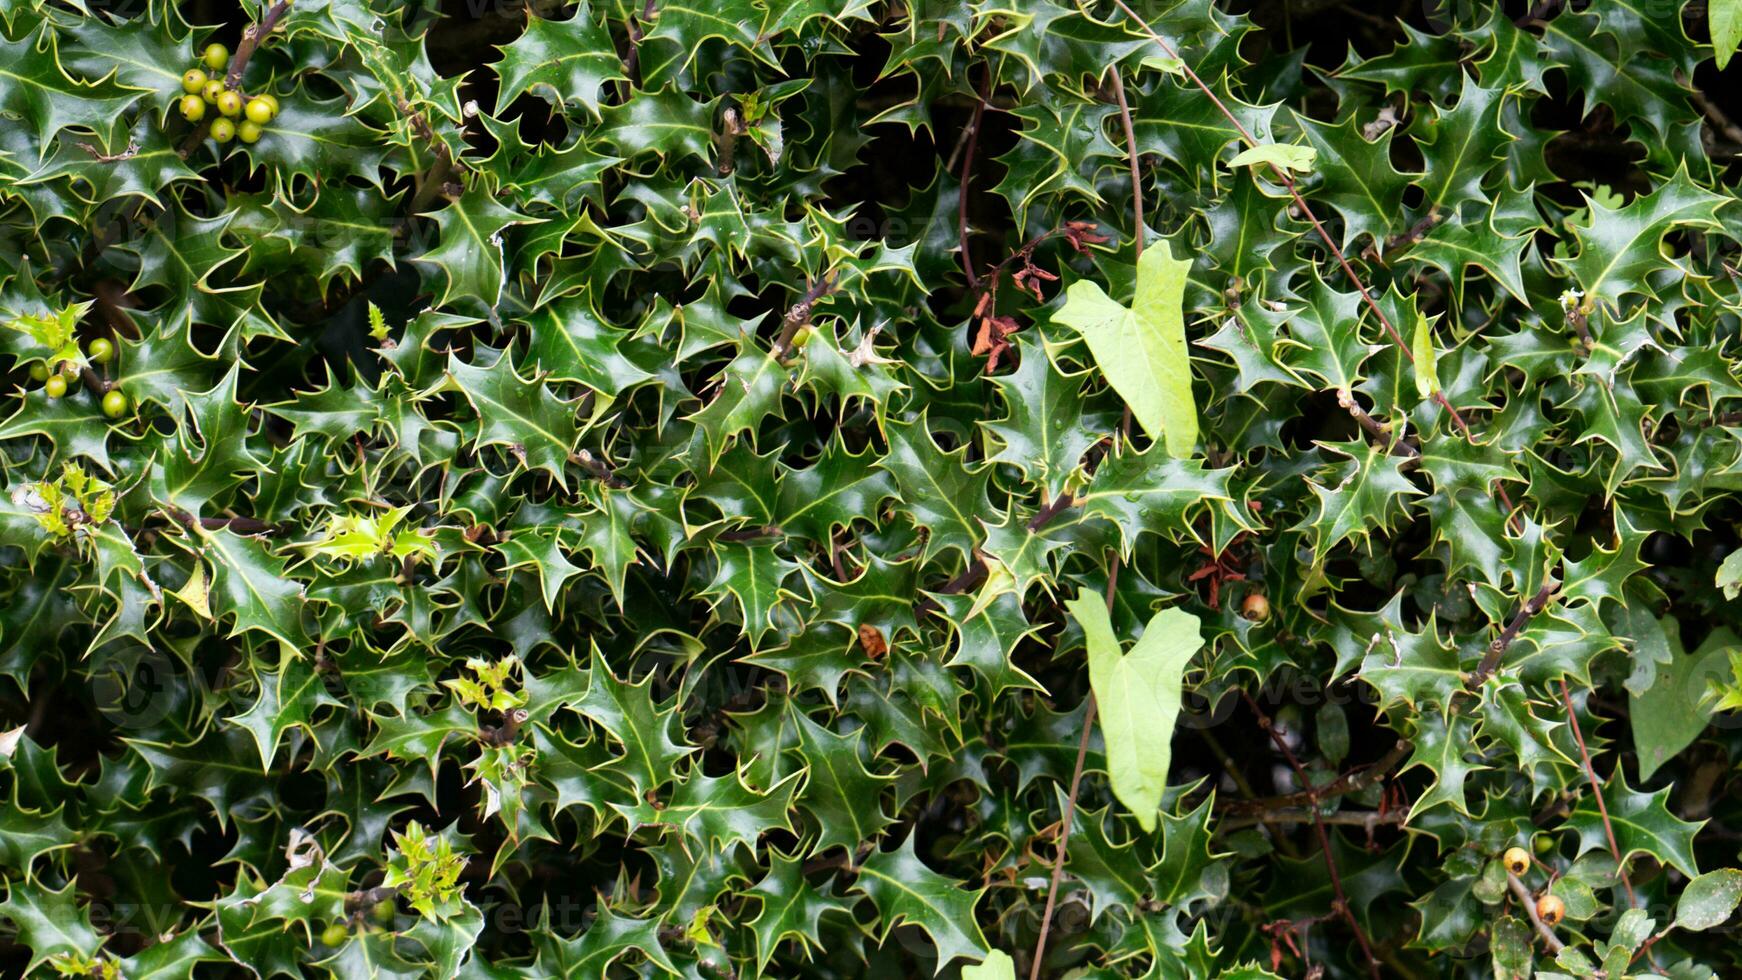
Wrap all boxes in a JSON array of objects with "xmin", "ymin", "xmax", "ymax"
[{"xmin": 8, "ymin": 0, "xmax": 1742, "ymax": 976}]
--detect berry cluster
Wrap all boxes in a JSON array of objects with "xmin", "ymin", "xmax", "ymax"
[
  {"xmin": 176, "ymin": 42, "xmax": 281, "ymax": 144},
  {"xmin": 318, "ymin": 900, "xmax": 396, "ymax": 947},
  {"xmin": 27, "ymin": 338, "xmax": 128, "ymax": 418}
]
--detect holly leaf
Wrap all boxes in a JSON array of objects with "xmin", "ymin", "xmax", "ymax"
[
  {"xmin": 852, "ymin": 836, "xmax": 990, "ymax": 973},
  {"xmin": 414, "ymin": 190, "xmax": 540, "ymax": 309},
  {"xmin": 984, "ymin": 337, "xmax": 1112, "ymax": 498},
  {"xmin": 441, "ymin": 351, "xmax": 583, "ymax": 488},
  {"xmin": 198, "ymin": 527, "xmax": 310, "ymax": 652},
  {"xmin": 876, "ymin": 415, "xmax": 996, "ymax": 562},
  {"xmin": 492, "ymin": 5, "xmax": 625, "ymax": 119},
  {"xmin": 0, "ymin": 879, "xmax": 101, "ymax": 974},
  {"xmin": 1555, "ymin": 168, "xmax": 1726, "ymax": 309},
  {"xmin": 1562, "ymin": 776, "xmax": 1704, "ymax": 877},
  {"xmin": 227, "ymin": 654, "xmax": 339, "ymax": 771},
  {"xmin": 746, "ymin": 848, "xmax": 856, "ymax": 972}
]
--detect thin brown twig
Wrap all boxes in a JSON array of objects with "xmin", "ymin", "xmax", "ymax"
[
  {"xmin": 982, "ymin": 228, "xmax": 1066, "ymax": 283},
  {"xmin": 1507, "ymin": 871, "xmax": 1566, "ymax": 953},
  {"xmin": 1029, "ymin": 575, "xmax": 1111, "ymax": 980},
  {"xmin": 400, "ymin": 100, "xmax": 462, "ymax": 225},
  {"xmin": 1240, "ymin": 689, "xmax": 1384, "ymax": 980},
  {"xmin": 1365, "ymin": 208, "xmax": 1441, "ymax": 262},
  {"xmin": 224, "ymin": 2, "xmax": 292, "ymax": 90},
  {"xmin": 1559, "ymin": 679, "xmax": 1638, "ymax": 907},
  {"xmin": 344, "ymin": 884, "xmax": 402, "ymax": 920},
  {"xmin": 1336, "ymin": 389, "xmax": 1418, "ymax": 457},
  {"xmin": 1217, "ymin": 739, "xmax": 1411, "ymax": 814},
  {"xmin": 958, "ymin": 70, "xmax": 988, "ymax": 289},
  {"xmin": 92, "ymin": 281, "xmax": 140, "ymax": 340},
  {"xmin": 623, "ymin": 0, "xmax": 660, "ymax": 83},
  {"xmin": 1106, "ymin": 69, "xmax": 1143, "ymax": 261},
  {"xmin": 569, "ymin": 449, "xmax": 630, "ymax": 488},
  {"xmin": 1029, "ymin": 73, "xmax": 1147, "ymax": 970},
  {"xmin": 1217, "ymin": 808, "xmax": 1408, "ymax": 832},
  {"xmin": 77, "ymin": 140, "xmax": 139, "ymax": 163},
  {"xmin": 1692, "ymin": 86, "xmax": 1742, "ymax": 147},
  {"xmin": 1468, "ymin": 581, "xmax": 1558, "ymax": 688},
  {"xmin": 178, "ymin": 1, "xmax": 290, "ymax": 157},
  {"xmin": 161, "ymin": 507, "xmax": 281, "ymax": 535},
  {"xmin": 772, "ymin": 272, "xmax": 842, "ymax": 357},
  {"xmin": 77, "ymin": 367, "xmax": 112, "ymax": 398},
  {"xmin": 1025, "ymin": 492, "xmax": 1077, "ymax": 531},
  {"xmin": 715, "ymin": 106, "xmax": 745, "ymax": 175}
]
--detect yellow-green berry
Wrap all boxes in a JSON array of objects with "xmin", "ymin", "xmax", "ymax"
[
  {"xmin": 44, "ymin": 374, "xmax": 67, "ymax": 398},
  {"xmin": 27, "ymin": 363, "xmax": 48, "ymax": 382},
  {"xmin": 319, "ymin": 922, "xmax": 348, "ymax": 947},
  {"xmin": 245, "ymin": 98, "xmax": 273, "ymax": 124},
  {"xmin": 202, "ymin": 43, "xmax": 229, "ymax": 71},
  {"xmin": 1502, "ymin": 847, "xmax": 1530, "ymax": 876},
  {"xmin": 259, "ymin": 93, "xmax": 280, "ymax": 117},
  {"xmin": 181, "ymin": 69, "xmax": 208, "ymax": 94},
  {"xmin": 180, "ymin": 94, "xmax": 206, "ymax": 122},
  {"xmin": 210, "ymin": 118, "xmax": 236, "ymax": 143},
  {"xmin": 101, "ymin": 390, "xmax": 128, "ymax": 419},
  {"xmin": 238, "ymin": 120, "xmax": 263, "ymax": 143},
  {"xmin": 88, "ymin": 338, "xmax": 114, "ymax": 364},
  {"xmin": 216, "ymin": 90, "xmax": 243, "ymax": 118},
  {"xmin": 202, "ymin": 79, "xmax": 224, "ymax": 105}
]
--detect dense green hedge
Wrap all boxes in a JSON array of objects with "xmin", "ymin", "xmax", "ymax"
[{"xmin": 4, "ymin": 0, "xmax": 1742, "ymax": 977}]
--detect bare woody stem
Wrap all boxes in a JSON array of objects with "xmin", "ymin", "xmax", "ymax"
[
  {"xmin": 1025, "ymin": 491, "xmax": 1077, "ymax": 531},
  {"xmin": 1368, "ymin": 207, "xmax": 1441, "ymax": 261},
  {"xmin": 480, "ymin": 708, "xmax": 529, "ymax": 747},
  {"xmin": 345, "ymin": 885, "xmax": 401, "ymax": 916},
  {"xmin": 1106, "ymin": 68, "xmax": 1143, "ymax": 260},
  {"xmin": 162, "ymin": 507, "xmax": 281, "ymax": 535},
  {"xmin": 1566, "ymin": 302, "xmax": 1594, "ymax": 351},
  {"xmin": 1507, "ymin": 872, "xmax": 1566, "ymax": 953},
  {"xmin": 1337, "ymin": 389, "xmax": 1419, "ymax": 457},
  {"xmin": 226, "ymin": 2, "xmax": 292, "ymax": 89},
  {"xmin": 569, "ymin": 449, "xmax": 629, "ymax": 488},
  {"xmin": 1029, "ymin": 78, "xmax": 1147, "ymax": 972},
  {"xmin": 77, "ymin": 367, "xmax": 112, "ymax": 398},
  {"xmin": 1216, "ymin": 808, "xmax": 1408, "ymax": 832},
  {"xmin": 1559, "ymin": 678, "xmax": 1638, "ymax": 907},
  {"xmin": 178, "ymin": 1, "xmax": 290, "ymax": 157},
  {"xmin": 772, "ymin": 272, "xmax": 842, "ymax": 357},
  {"xmin": 958, "ymin": 71, "xmax": 988, "ymax": 289},
  {"xmin": 1217, "ymin": 738, "xmax": 1411, "ymax": 814},
  {"xmin": 714, "ymin": 106, "xmax": 744, "ymax": 175},
  {"xmin": 1240, "ymin": 689, "xmax": 1384, "ymax": 980},
  {"xmin": 623, "ymin": 0, "xmax": 660, "ymax": 83},
  {"xmin": 400, "ymin": 100, "xmax": 461, "ymax": 223},
  {"xmin": 1467, "ymin": 581, "xmax": 1557, "ymax": 688}
]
